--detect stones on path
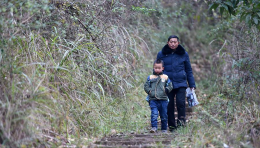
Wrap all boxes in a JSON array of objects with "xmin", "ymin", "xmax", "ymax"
[{"xmin": 89, "ymin": 132, "xmax": 175, "ymax": 148}]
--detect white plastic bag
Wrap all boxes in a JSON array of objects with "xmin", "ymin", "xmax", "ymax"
[{"xmin": 186, "ymin": 88, "xmax": 199, "ymax": 107}]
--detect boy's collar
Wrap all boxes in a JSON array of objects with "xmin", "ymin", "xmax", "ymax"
[{"xmin": 153, "ymin": 71, "xmax": 163, "ymax": 76}]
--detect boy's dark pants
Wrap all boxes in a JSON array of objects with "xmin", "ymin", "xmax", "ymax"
[
  {"xmin": 150, "ymin": 100, "xmax": 168, "ymax": 130},
  {"xmin": 167, "ymin": 87, "xmax": 186, "ymax": 130}
]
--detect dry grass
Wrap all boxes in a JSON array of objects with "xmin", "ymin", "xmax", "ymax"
[{"xmin": 0, "ymin": 0, "xmax": 152, "ymax": 147}]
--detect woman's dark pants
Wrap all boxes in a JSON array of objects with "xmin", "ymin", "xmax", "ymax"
[{"xmin": 167, "ymin": 87, "xmax": 186, "ymax": 130}]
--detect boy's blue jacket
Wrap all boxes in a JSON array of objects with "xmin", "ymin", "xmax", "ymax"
[
  {"xmin": 144, "ymin": 74, "xmax": 173, "ymax": 101},
  {"xmin": 157, "ymin": 44, "xmax": 196, "ymax": 89}
]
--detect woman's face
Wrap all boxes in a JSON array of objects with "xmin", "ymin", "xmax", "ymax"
[{"xmin": 167, "ymin": 38, "xmax": 179, "ymax": 50}]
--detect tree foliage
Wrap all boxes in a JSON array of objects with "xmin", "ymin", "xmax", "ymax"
[{"xmin": 209, "ymin": 0, "xmax": 260, "ymax": 29}]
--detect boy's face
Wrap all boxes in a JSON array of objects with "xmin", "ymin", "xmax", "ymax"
[{"xmin": 153, "ymin": 63, "xmax": 164, "ymax": 75}]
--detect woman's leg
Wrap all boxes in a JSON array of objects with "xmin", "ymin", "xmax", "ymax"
[
  {"xmin": 175, "ymin": 87, "xmax": 186, "ymax": 126},
  {"xmin": 167, "ymin": 90, "xmax": 176, "ymax": 130}
]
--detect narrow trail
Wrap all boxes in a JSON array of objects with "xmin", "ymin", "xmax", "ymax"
[
  {"xmin": 88, "ymin": 101, "xmax": 194, "ymax": 148},
  {"xmin": 89, "ymin": 131, "xmax": 176, "ymax": 148}
]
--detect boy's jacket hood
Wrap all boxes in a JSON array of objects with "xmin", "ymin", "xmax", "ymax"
[{"xmin": 153, "ymin": 70, "xmax": 163, "ymax": 76}]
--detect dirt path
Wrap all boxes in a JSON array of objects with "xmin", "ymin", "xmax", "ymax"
[
  {"xmin": 88, "ymin": 104, "xmax": 194, "ymax": 148},
  {"xmin": 88, "ymin": 131, "xmax": 176, "ymax": 148}
]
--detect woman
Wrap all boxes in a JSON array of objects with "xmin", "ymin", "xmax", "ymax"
[{"xmin": 157, "ymin": 35, "xmax": 196, "ymax": 131}]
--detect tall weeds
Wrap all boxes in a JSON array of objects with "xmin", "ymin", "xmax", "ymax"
[{"xmin": 0, "ymin": 0, "xmax": 152, "ymax": 147}]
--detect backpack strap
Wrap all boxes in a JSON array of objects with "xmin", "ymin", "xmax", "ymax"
[
  {"xmin": 149, "ymin": 75, "xmax": 158, "ymax": 79},
  {"xmin": 160, "ymin": 74, "xmax": 168, "ymax": 80}
]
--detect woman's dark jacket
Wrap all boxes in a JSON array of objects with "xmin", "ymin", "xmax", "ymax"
[{"xmin": 157, "ymin": 44, "xmax": 196, "ymax": 89}]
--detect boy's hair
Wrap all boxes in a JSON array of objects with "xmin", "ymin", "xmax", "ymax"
[
  {"xmin": 168, "ymin": 35, "xmax": 179, "ymax": 42},
  {"xmin": 154, "ymin": 59, "xmax": 164, "ymax": 67}
]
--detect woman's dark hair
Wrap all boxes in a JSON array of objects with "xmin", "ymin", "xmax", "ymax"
[
  {"xmin": 154, "ymin": 59, "xmax": 164, "ymax": 67},
  {"xmin": 168, "ymin": 35, "xmax": 179, "ymax": 42}
]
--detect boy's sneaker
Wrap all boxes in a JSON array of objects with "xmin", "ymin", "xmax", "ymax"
[
  {"xmin": 161, "ymin": 130, "xmax": 167, "ymax": 133},
  {"xmin": 150, "ymin": 127, "xmax": 157, "ymax": 133}
]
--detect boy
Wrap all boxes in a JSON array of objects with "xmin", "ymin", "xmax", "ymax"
[{"xmin": 144, "ymin": 59, "xmax": 173, "ymax": 133}]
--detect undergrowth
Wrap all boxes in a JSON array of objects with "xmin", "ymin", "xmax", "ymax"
[
  {"xmin": 0, "ymin": 0, "xmax": 153, "ymax": 147},
  {"xmin": 168, "ymin": 86, "xmax": 260, "ymax": 147}
]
